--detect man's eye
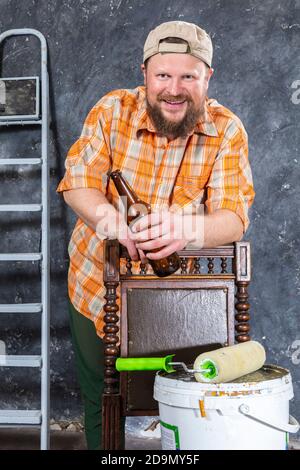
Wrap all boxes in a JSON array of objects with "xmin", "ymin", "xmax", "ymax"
[
  {"xmin": 158, "ymin": 74, "xmax": 169, "ymax": 78},
  {"xmin": 183, "ymin": 75, "xmax": 194, "ymax": 80}
]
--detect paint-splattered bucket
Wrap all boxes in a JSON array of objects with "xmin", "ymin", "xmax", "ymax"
[{"xmin": 154, "ymin": 365, "xmax": 299, "ymax": 450}]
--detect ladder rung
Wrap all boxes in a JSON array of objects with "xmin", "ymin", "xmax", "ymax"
[
  {"xmin": 0, "ymin": 120, "xmax": 42, "ymax": 126},
  {"xmin": 0, "ymin": 303, "xmax": 42, "ymax": 313},
  {"xmin": 0, "ymin": 410, "xmax": 41, "ymax": 425},
  {"xmin": 0, "ymin": 158, "xmax": 41, "ymax": 165},
  {"xmin": 0, "ymin": 253, "xmax": 42, "ymax": 261},
  {"xmin": 0, "ymin": 355, "xmax": 41, "ymax": 367},
  {"xmin": 0, "ymin": 204, "xmax": 42, "ymax": 212}
]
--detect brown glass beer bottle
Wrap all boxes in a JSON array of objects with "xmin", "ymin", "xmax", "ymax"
[{"xmin": 109, "ymin": 170, "xmax": 181, "ymax": 277}]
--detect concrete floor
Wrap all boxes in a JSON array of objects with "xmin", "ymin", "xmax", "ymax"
[{"xmin": 0, "ymin": 428, "xmax": 161, "ymax": 450}]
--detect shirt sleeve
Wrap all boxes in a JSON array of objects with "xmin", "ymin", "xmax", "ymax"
[
  {"xmin": 56, "ymin": 103, "xmax": 112, "ymax": 194},
  {"xmin": 205, "ymin": 120, "xmax": 255, "ymax": 232}
]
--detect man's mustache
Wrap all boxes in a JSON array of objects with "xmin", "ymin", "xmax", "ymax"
[{"xmin": 157, "ymin": 93, "xmax": 192, "ymax": 103}]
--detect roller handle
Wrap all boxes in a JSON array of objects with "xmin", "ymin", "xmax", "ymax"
[{"xmin": 115, "ymin": 355, "xmax": 175, "ymax": 373}]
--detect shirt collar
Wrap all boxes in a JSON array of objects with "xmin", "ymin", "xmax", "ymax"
[{"xmin": 135, "ymin": 86, "xmax": 219, "ymax": 138}]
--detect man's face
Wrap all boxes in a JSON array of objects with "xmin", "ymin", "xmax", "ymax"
[{"xmin": 141, "ymin": 53, "xmax": 213, "ymax": 139}]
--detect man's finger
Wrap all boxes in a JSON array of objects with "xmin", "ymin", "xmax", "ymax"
[
  {"xmin": 125, "ymin": 240, "xmax": 139, "ymax": 261},
  {"xmin": 136, "ymin": 237, "xmax": 169, "ymax": 251},
  {"xmin": 137, "ymin": 248, "xmax": 148, "ymax": 264},
  {"xmin": 131, "ymin": 211, "xmax": 167, "ymax": 233},
  {"xmin": 146, "ymin": 243, "xmax": 178, "ymax": 260},
  {"xmin": 131, "ymin": 222, "xmax": 169, "ymax": 242}
]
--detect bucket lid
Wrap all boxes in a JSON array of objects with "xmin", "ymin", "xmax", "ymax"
[
  {"xmin": 154, "ymin": 365, "xmax": 294, "ymax": 411},
  {"xmin": 155, "ymin": 364, "xmax": 292, "ymax": 396},
  {"xmin": 161, "ymin": 364, "xmax": 289, "ymax": 384}
]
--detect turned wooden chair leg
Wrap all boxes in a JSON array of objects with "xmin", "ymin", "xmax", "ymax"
[
  {"xmin": 235, "ymin": 280, "xmax": 250, "ymax": 342},
  {"xmin": 102, "ymin": 240, "xmax": 124, "ymax": 450}
]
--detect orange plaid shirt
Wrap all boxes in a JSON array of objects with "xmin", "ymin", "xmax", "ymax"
[{"xmin": 57, "ymin": 86, "xmax": 255, "ymax": 338}]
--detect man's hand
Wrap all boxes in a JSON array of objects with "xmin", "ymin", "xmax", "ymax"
[
  {"xmin": 129, "ymin": 208, "xmax": 244, "ymax": 259},
  {"xmin": 95, "ymin": 206, "xmax": 148, "ymax": 263},
  {"xmin": 130, "ymin": 211, "xmax": 204, "ymax": 260},
  {"xmin": 117, "ymin": 221, "xmax": 148, "ymax": 263},
  {"xmin": 63, "ymin": 188, "xmax": 147, "ymax": 263}
]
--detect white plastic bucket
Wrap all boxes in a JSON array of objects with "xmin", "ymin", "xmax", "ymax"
[{"xmin": 154, "ymin": 365, "xmax": 299, "ymax": 450}]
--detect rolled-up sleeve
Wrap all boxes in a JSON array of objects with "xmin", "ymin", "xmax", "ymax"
[
  {"xmin": 57, "ymin": 104, "xmax": 111, "ymax": 194},
  {"xmin": 205, "ymin": 120, "xmax": 255, "ymax": 232}
]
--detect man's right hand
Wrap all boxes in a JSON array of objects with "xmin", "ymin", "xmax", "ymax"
[
  {"xmin": 95, "ymin": 204, "xmax": 147, "ymax": 263},
  {"xmin": 118, "ymin": 223, "xmax": 148, "ymax": 264},
  {"xmin": 63, "ymin": 188, "xmax": 147, "ymax": 263},
  {"xmin": 119, "ymin": 232, "xmax": 139, "ymax": 262}
]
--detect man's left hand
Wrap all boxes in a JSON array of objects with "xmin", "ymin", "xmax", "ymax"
[{"xmin": 129, "ymin": 211, "xmax": 204, "ymax": 260}]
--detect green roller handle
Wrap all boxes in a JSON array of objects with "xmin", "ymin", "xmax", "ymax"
[{"xmin": 115, "ymin": 354, "xmax": 175, "ymax": 373}]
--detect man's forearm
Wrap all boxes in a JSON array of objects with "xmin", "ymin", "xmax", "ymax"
[
  {"xmin": 203, "ymin": 209, "xmax": 244, "ymax": 247},
  {"xmin": 187, "ymin": 209, "xmax": 244, "ymax": 249},
  {"xmin": 63, "ymin": 188, "xmax": 123, "ymax": 238}
]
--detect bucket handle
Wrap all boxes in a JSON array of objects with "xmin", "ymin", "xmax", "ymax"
[{"xmin": 239, "ymin": 404, "xmax": 300, "ymax": 433}]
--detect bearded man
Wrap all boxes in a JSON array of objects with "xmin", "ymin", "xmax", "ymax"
[{"xmin": 57, "ymin": 21, "xmax": 255, "ymax": 449}]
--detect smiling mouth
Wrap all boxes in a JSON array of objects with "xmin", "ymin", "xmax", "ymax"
[{"xmin": 163, "ymin": 100, "xmax": 186, "ymax": 105}]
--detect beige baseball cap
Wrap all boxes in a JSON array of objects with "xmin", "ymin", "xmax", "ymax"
[{"xmin": 143, "ymin": 21, "xmax": 213, "ymax": 67}]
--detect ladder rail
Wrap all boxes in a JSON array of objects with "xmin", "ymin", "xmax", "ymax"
[{"xmin": 0, "ymin": 29, "xmax": 50, "ymax": 450}]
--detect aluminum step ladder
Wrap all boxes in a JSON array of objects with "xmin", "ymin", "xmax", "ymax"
[{"xmin": 0, "ymin": 29, "xmax": 50, "ymax": 450}]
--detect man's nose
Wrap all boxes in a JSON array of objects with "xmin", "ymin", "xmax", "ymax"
[{"xmin": 166, "ymin": 77, "xmax": 182, "ymax": 96}]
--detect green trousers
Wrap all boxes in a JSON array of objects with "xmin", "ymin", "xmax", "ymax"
[{"xmin": 68, "ymin": 301, "xmax": 125, "ymax": 450}]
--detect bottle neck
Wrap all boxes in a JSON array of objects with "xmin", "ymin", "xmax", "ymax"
[{"xmin": 110, "ymin": 170, "xmax": 139, "ymax": 205}]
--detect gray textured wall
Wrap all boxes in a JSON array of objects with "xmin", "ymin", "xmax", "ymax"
[{"xmin": 0, "ymin": 0, "xmax": 299, "ymax": 436}]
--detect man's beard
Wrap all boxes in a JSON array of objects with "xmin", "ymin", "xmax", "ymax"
[{"xmin": 146, "ymin": 91, "xmax": 205, "ymax": 140}]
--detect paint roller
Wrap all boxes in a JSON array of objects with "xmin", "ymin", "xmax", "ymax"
[
  {"xmin": 116, "ymin": 341, "xmax": 266, "ymax": 384},
  {"xmin": 193, "ymin": 341, "xmax": 266, "ymax": 383}
]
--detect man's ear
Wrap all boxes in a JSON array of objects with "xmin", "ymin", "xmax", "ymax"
[
  {"xmin": 141, "ymin": 63, "xmax": 147, "ymax": 85},
  {"xmin": 207, "ymin": 67, "xmax": 214, "ymax": 84}
]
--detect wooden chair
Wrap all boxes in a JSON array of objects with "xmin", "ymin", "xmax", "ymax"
[{"xmin": 101, "ymin": 241, "xmax": 251, "ymax": 450}]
